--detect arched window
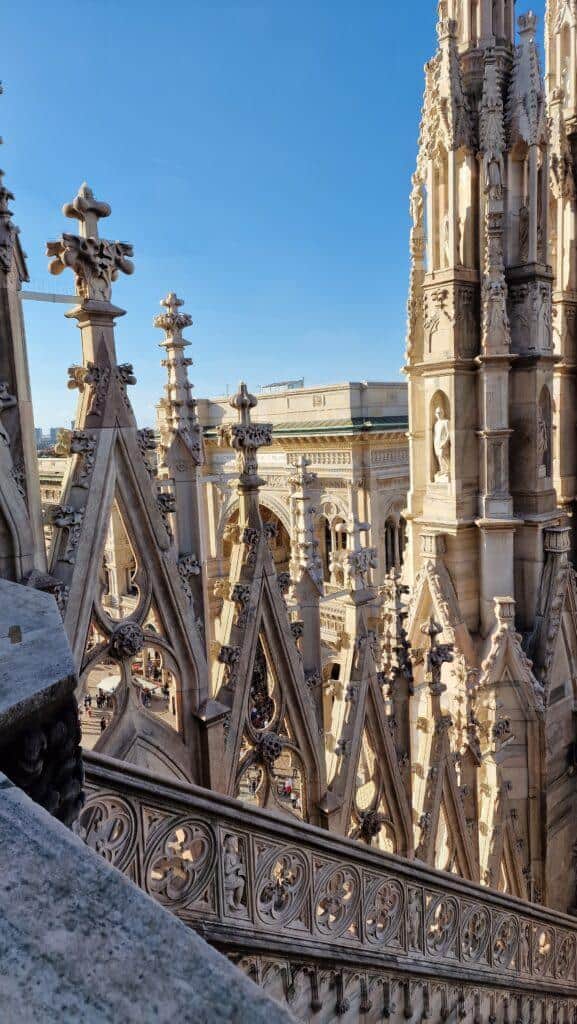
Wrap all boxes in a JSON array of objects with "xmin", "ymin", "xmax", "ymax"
[
  {"xmin": 385, "ymin": 519, "xmax": 397, "ymax": 573},
  {"xmin": 314, "ymin": 515, "xmax": 333, "ymax": 583},
  {"xmin": 334, "ymin": 518, "xmax": 347, "ymax": 551},
  {"xmin": 469, "ymin": 0, "xmax": 479, "ymax": 43},
  {"xmin": 399, "ymin": 516, "xmax": 407, "ymax": 564},
  {"xmin": 433, "ymin": 148, "xmax": 449, "ymax": 271},
  {"xmin": 562, "ymin": 25, "xmax": 571, "ymax": 100}
]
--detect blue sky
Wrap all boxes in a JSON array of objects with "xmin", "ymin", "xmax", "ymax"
[{"xmin": 3, "ymin": 0, "xmax": 546, "ymax": 428}]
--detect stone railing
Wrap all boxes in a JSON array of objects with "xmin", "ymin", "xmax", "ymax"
[
  {"xmin": 83, "ymin": 751, "xmax": 577, "ymax": 1023},
  {"xmin": 319, "ymin": 602, "xmax": 346, "ymax": 640}
]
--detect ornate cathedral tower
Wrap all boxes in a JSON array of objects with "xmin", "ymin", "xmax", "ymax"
[
  {"xmin": 403, "ymin": 4, "xmax": 577, "ymax": 911},
  {"xmin": 406, "ymin": 2, "xmax": 554, "ymax": 637}
]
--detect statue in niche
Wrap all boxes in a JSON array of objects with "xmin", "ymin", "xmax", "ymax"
[
  {"xmin": 537, "ymin": 405, "xmax": 550, "ymax": 479},
  {"xmin": 433, "ymin": 405, "xmax": 451, "ymax": 483},
  {"xmin": 442, "ymin": 212, "xmax": 451, "ymax": 268},
  {"xmin": 0, "ymin": 382, "xmax": 17, "ymax": 466},
  {"xmin": 485, "ymin": 151, "xmax": 504, "ymax": 202},
  {"xmin": 562, "ymin": 60, "xmax": 570, "ymax": 102}
]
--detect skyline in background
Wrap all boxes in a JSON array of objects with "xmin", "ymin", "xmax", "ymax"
[{"xmin": 4, "ymin": 0, "xmax": 546, "ymax": 428}]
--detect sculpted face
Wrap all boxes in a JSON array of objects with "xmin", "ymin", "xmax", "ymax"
[{"xmin": 435, "ymin": 406, "xmax": 444, "ymax": 420}]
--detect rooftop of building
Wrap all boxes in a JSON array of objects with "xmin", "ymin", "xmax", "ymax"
[{"xmin": 197, "ymin": 380, "xmax": 408, "ymax": 439}]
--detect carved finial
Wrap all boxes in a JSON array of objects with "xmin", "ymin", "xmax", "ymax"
[
  {"xmin": 155, "ymin": 292, "xmax": 202, "ymax": 463},
  {"xmin": 518, "ymin": 12, "xmax": 537, "ymax": 37},
  {"xmin": 220, "ymin": 382, "xmax": 272, "ymax": 487},
  {"xmin": 62, "ymin": 183, "xmax": 111, "ymax": 239},
  {"xmin": 154, "ymin": 292, "xmax": 193, "ymax": 344},
  {"xmin": 230, "ymin": 381, "xmax": 258, "ymax": 425},
  {"xmin": 288, "ymin": 454, "xmax": 317, "ymax": 491},
  {"xmin": 46, "ymin": 187, "xmax": 133, "ymax": 303}
]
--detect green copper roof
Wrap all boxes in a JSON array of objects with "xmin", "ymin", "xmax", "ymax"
[{"xmin": 203, "ymin": 415, "xmax": 408, "ymax": 440}]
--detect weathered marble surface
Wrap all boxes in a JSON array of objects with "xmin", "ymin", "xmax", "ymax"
[
  {"xmin": 0, "ymin": 774, "xmax": 294, "ymax": 1024},
  {"xmin": 0, "ymin": 579, "xmax": 75, "ymax": 732}
]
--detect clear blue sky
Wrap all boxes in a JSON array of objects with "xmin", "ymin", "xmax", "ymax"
[{"xmin": 3, "ymin": 0, "xmax": 545, "ymax": 428}]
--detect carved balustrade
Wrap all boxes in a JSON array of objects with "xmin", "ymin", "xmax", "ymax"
[
  {"xmin": 82, "ymin": 751, "xmax": 577, "ymax": 1021},
  {"xmin": 319, "ymin": 602, "xmax": 347, "ymax": 642}
]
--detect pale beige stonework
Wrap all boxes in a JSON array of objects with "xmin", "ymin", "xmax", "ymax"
[{"xmin": 2, "ymin": 3, "xmax": 577, "ymax": 1021}]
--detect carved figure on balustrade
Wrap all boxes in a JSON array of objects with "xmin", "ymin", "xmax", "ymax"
[{"xmin": 223, "ymin": 834, "xmax": 247, "ymax": 913}]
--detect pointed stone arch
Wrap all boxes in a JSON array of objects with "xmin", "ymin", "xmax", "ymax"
[{"xmin": 215, "ymin": 528, "xmax": 325, "ymax": 823}]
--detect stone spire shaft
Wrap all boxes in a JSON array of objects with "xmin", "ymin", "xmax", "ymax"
[
  {"xmin": 44, "ymin": 187, "xmax": 141, "ymax": 642},
  {"xmin": 0, "ymin": 83, "xmax": 46, "ymax": 577},
  {"xmin": 155, "ymin": 292, "xmax": 199, "ymax": 440},
  {"xmin": 224, "ymin": 382, "xmax": 272, "ymax": 529},
  {"xmin": 47, "ymin": 183, "xmax": 134, "ymax": 391},
  {"xmin": 288, "ymin": 456, "xmax": 323, "ymax": 684},
  {"xmin": 155, "ymin": 293, "xmax": 208, "ymax": 645}
]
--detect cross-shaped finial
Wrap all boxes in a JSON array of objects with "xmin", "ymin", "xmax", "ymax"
[
  {"xmin": 230, "ymin": 381, "xmax": 257, "ymax": 427},
  {"xmin": 62, "ymin": 183, "xmax": 111, "ymax": 239},
  {"xmin": 154, "ymin": 291, "xmax": 193, "ymax": 340},
  {"xmin": 161, "ymin": 292, "xmax": 184, "ymax": 315}
]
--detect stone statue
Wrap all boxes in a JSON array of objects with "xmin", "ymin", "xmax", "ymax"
[
  {"xmin": 223, "ymin": 834, "xmax": 246, "ymax": 912},
  {"xmin": 433, "ymin": 406, "xmax": 451, "ymax": 482},
  {"xmin": 442, "ymin": 212, "xmax": 451, "ymax": 268},
  {"xmin": 409, "ymin": 175, "xmax": 424, "ymax": 231},
  {"xmin": 537, "ymin": 405, "xmax": 549, "ymax": 478},
  {"xmin": 0, "ymin": 381, "xmax": 16, "ymax": 449},
  {"xmin": 519, "ymin": 204, "xmax": 529, "ymax": 264}
]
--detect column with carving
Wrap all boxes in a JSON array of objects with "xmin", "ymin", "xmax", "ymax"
[
  {"xmin": 476, "ymin": 48, "xmax": 517, "ymax": 635},
  {"xmin": 506, "ymin": 14, "xmax": 558, "ymax": 632},
  {"xmin": 404, "ymin": 12, "xmax": 481, "ymax": 627}
]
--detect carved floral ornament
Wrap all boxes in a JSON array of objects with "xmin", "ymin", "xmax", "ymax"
[
  {"xmin": 47, "ymin": 233, "xmax": 134, "ymax": 302},
  {"xmin": 154, "ymin": 292, "xmax": 193, "ymax": 337},
  {"xmin": 48, "ymin": 503, "xmax": 85, "ymax": 565},
  {"xmin": 109, "ymin": 621, "xmax": 145, "ymax": 660},
  {"xmin": 47, "ymin": 184, "xmax": 134, "ymax": 303},
  {"xmin": 177, "ymin": 553, "xmax": 201, "ymax": 602},
  {"xmin": 66, "ymin": 360, "xmax": 135, "ymax": 418}
]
